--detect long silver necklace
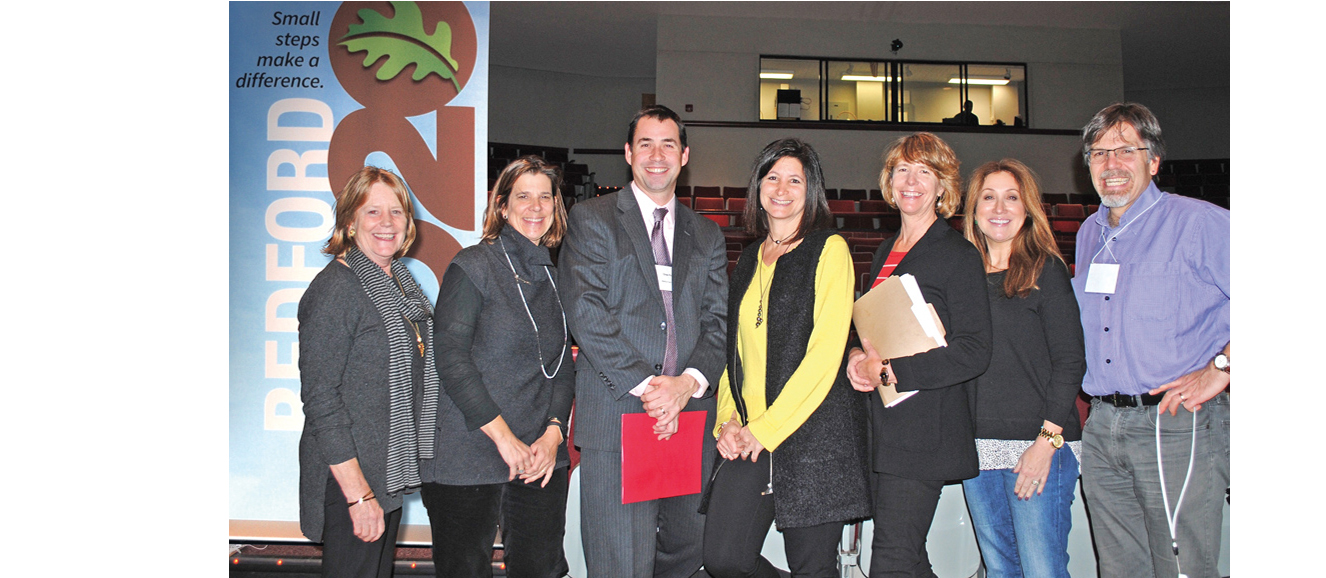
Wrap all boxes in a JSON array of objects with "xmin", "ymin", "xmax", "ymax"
[
  {"xmin": 754, "ymin": 230, "xmax": 796, "ymax": 328},
  {"xmin": 498, "ymin": 237, "xmax": 567, "ymax": 379}
]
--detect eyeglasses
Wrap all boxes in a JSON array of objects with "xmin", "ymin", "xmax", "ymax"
[{"xmin": 1084, "ymin": 146, "xmax": 1149, "ymax": 164}]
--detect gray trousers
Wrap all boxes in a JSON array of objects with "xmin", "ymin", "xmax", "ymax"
[
  {"xmin": 1081, "ymin": 392, "xmax": 1229, "ymax": 578},
  {"xmin": 578, "ymin": 445, "xmax": 715, "ymax": 578}
]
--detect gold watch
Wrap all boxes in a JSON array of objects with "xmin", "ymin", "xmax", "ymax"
[{"xmin": 1038, "ymin": 427, "xmax": 1064, "ymax": 449}]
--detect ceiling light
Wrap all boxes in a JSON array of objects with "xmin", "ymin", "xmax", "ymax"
[
  {"xmin": 948, "ymin": 77, "xmax": 1010, "ymax": 86},
  {"xmin": 760, "ymin": 70, "xmax": 794, "ymax": 80},
  {"xmin": 843, "ymin": 75, "xmax": 895, "ymax": 82}
]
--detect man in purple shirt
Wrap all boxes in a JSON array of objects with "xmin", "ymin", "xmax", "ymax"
[{"xmin": 1071, "ymin": 103, "xmax": 1229, "ymax": 578}]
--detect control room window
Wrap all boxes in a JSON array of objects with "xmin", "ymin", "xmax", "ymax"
[{"xmin": 759, "ymin": 57, "xmax": 1027, "ymax": 127}]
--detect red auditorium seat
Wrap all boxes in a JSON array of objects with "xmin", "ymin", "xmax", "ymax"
[
  {"xmin": 860, "ymin": 200, "xmax": 889, "ymax": 213},
  {"xmin": 722, "ymin": 186, "xmax": 746, "ymax": 198},
  {"xmin": 839, "ymin": 188, "xmax": 868, "ymax": 201},
  {"xmin": 693, "ymin": 197, "xmax": 725, "ymax": 211},
  {"xmin": 827, "ymin": 199, "xmax": 857, "ymax": 213},
  {"xmin": 675, "ymin": 185, "xmax": 691, "ymax": 198},
  {"xmin": 1051, "ymin": 220, "xmax": 1081, "ymax": 234},
  {"xmin": 677, "ymin": 197, "xmax": 692, "ymax": 209},
  {"xmin": 1056, "ymin": 204, "xmax": 1085, "ymax": 219},
  {"xmin": 693, "ymin": 186, "xmax": 721, "ymax": 197},
  {"xmin": 727, "ymin": 198, "xmax": 746, "ymax": 212},
  {"xmin": 838, "ymin": 215, "xmax": 876, "ymax": 230},
  {"xmin": 703, "ymin": 214, "xmax": 730, "ymax": 227},
  {"xmin": 878, "ymin": 214, "xmax": 901, "ymax": 232}
]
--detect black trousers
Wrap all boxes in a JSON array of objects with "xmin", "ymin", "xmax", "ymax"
[
  {"xmin": 867, "ymin": 472, "xmax": 944, "ymax": 578},
  {"xmin": 420, "ymin": 467, "xmax": 570, "ymax": 578},
  {"xmin": 702, "ymin": 456, "xmax": 844, "ymax": 578},
  {"xmin": 322, "ymin": 474, "xmax": 402, "ymax": 578}
]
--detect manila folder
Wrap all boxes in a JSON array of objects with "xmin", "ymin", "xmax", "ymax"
[{"xmin": 852, "ymin": 275, "xmax": 947, "ymax": 407}]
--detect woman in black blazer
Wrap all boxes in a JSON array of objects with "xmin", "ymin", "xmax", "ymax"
[{"xmin": 846, "ymin": 132, "xmax": 992, "ymax": 577}]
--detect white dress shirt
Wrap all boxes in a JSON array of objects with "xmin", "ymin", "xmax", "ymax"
[{"xmin": 628, "ymin": 182, "xmax": 709, "ymax": 398}]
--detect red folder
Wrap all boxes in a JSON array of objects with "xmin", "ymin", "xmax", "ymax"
[{"xmin": 620, "ymin": 410, "xmax": 705, "ymax": 504}]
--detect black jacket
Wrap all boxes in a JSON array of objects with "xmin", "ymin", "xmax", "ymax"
[{"xmin": 865, "ymin": 218, "xmax": 992, "ymax": 481}]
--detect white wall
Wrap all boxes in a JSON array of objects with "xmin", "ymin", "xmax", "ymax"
[
  {"xmin": 653, "ymin": 14, "xmax": 1118, "ymax": 196},
  {"xmin": 677, "ymin": 125, "xmax": 1090, "ymax": 196},
  {"xmin": 488, "ymin": 64, "xmax": 653, "ymax": 186},
  {"xmin": 655, "ymin": 15, "xmax": 1124, "ymax": 129}
]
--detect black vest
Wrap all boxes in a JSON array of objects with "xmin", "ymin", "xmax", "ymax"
[{"xmin": 723, "ymin": 230, "xmax": 871, "ymax": 529}]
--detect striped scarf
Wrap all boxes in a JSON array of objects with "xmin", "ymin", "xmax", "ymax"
[{"xmin": 344, "ymin": 246, "xmax": 439, "ymax": 495}]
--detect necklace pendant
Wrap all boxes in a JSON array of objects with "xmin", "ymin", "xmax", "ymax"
[
  {"xmin": 754, "ymin": 304, "xmax": 763, "ymax": 328},
  {"xmin": 418, "ymin": 342, "xmax": 425, "ymax": 357}
]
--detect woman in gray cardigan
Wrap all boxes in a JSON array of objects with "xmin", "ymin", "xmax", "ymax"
[
  {"xmin": 298, "ymin": 166, "xmax": 440, "ymax": 578},
  {"xmin": 419, "ymin": 156, "xmax": 575, "ymax": 578}
]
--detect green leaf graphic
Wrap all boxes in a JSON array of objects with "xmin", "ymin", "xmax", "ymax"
[{"xmin": 339, "ymin": 1, "xmax": 461, "ymax": 90}]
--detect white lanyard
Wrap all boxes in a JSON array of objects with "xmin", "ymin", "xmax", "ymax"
[
  {"xmin": 1089, "ymin": 193, "xmax": 1163, "ymax": 266},
  {"xmin": 1155, "ymin": 406, "xmax": 1197, "ymax": 578}
]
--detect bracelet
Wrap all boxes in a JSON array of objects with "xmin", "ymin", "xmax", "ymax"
[
  {"xmin": 719, "ymin": 420, "xmax": 738, "ymax": 435},
  {"xmin": 348, "ymin": 491, "xmax": 376, "ymax": 506},
  {"xmin": 547, "ymin": 416, "xmax": 567, "ymax": 440},
  {"xmin": 878, "ymin": 359, "xmax": 892, "ymax": 385}
]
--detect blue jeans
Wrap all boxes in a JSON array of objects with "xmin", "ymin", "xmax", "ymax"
[
  {"xmin": 962, "ymin": 448, "xmax": 1077, "ymax": 578},
  {"xmin": 1081, "ymin": 393, "xmax": 1229, "ymax": 578}
]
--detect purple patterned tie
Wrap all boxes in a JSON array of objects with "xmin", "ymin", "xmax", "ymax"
[{"xmin": 651, "ymin": 207, "xmax": 678, "ymax": 376}]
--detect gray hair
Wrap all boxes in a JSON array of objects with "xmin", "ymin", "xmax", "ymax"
[{"xmin": 1081, "ymin": 102, "xmax": 1166, "ymax": 166}]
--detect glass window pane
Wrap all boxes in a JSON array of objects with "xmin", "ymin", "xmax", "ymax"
[
  {"xmin": 826, "ymin": 61, "xmax": 890, "ymax": 121},
  {"xmin": 900, "ymin": 63, "xmax": 964, "ymax": 123},
  {"xmin": 965, "ymin": 64, "xmax": 1026, "ymax": 126},
  {"xmin": 759, "ymin": 58, "xmax": 821, "ymax": 121}
]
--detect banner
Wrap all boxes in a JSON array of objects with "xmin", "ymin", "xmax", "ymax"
[{"xmin": 229, "ymin": 1, "xmax": 489, "ymax": 541}]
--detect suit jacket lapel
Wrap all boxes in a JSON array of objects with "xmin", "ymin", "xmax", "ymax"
[
  {"xmin": 671, "ymin": 207, "xmax": 694, "ymax": 298},
  {"xmin": 616, "ymin": 190, "xmax": 663, "ymax": 298}
]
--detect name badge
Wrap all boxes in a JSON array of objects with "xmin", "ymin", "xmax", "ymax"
[
  {"xmin": 1084, "ymin": 263, "xmax": 1119, "ymax": 294},
  {"xmin": 656, "ymin": 265, "xmax": 673, "ymax": 292}
]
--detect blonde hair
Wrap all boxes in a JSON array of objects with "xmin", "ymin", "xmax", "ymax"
[
  {"xmin": 324, "ymin": 166, "xmax": 417, "ymax": 257},
  {"xmin": 878, "ymin": 132, "xmax": 962, "ymax": 218}
]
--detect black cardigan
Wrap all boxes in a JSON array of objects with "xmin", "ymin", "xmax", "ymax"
[
  {"xmin": 865, "ymin": 218, "xmax": 992, "ymax": 481},
  {"xmin": 419, "ymin": 226, "xmax": 574, "ymax": 485}
]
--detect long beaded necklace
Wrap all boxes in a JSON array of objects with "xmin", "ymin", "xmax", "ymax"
[
  {"xmin": 392, "ymin": 275, "xmax": 426, "ymax": 357},
  {"xmin": 754, "ymin": 230, "xmax": 796, "ymax": 328},
  {"xmin": 499, "ymin": 237, "xmax": 568, "ymax": 379}
]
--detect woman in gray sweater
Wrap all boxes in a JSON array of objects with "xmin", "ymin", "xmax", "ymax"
[
  {"xmin": 298, "ymin": 166, "xmax": 440, "ymax": 577},
  {"xmin": 419, "ymin": 156, "xmax": 575, "ymax": 578}
]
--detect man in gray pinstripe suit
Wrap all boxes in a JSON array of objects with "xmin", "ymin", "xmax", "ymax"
[{"xmin": 559, "ymin": 105, "xmax": 728, "ymax": 578}]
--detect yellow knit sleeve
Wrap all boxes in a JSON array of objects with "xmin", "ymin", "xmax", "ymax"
[
  {"xmin": 746, "ymin": 236, "xmax": 854, "ymax": 451},
  {"xmin": 714, "ymin": 366, "xmax": 738, "ymax": 438}
]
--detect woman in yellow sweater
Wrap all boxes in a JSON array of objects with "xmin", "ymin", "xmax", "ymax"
[{"xmin": 701, "ymin": 138, "xmax": 872, "ymax": 578}]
